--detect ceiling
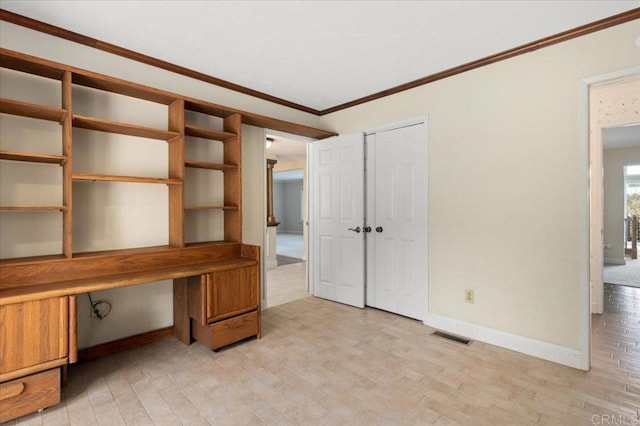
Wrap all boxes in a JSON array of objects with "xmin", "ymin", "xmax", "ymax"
[
  {"xmin": 273, "ymin": 169, "xmax": 304, "ymax": 182},
  {"xmin": 1, "ymin": 1, "xmax": 638, "ymax": 112},
  {"xmin": 267, "ymin": 133, "xmax": 308, "ymax": 163},
  {"xmin": 603, "ymin": 123, "xmax": 640, "ymax": 150}
]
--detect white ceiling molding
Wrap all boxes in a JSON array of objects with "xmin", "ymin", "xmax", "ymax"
[{"xmin": 1, "ymin": 1, "xmax": 638, "ymax": 111}]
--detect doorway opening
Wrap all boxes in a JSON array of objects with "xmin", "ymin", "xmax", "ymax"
[
  {"xmin": 603, "ymin": 160, "xmax": 640, "ymax": 288},
  {"xmin": 264, "ymin": 132, "xmax": 311, "ymax": 308},
  {"xmin": 586, "ymin": 71, "xmax": 640, "ymax": 370}
]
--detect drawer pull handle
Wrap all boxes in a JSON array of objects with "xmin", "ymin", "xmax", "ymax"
[{"xmin": 0, "ymin": 382, "xmax": 25, "ymax": 401}]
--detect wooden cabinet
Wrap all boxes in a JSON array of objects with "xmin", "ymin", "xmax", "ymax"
[
  {"xmin": 0, "ymin": 297, "xmax": 75, "ymax": 423},
  {"xmin": 188, "ymin": 263, "xmax": 260, "ymax": 350},
  {"xmin": 0, "ymin": 297, "xmax": 71, "ymax": 376}
]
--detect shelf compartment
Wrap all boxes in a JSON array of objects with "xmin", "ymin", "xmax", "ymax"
[
  {"xmin": 72, "ymin": 173, "xmax": 182, "ymax": 185},
  {"xmin": 1, "ymin": 206, "xmax": 67, "ymax": 211},
  {"xmin": 72, "ymin": 73, "xmax": 178, "ymax": 105},
  {"xmin": 73, "ymin": 115, "xmax": 180, "ymax": 141},
  {"xmin": 0, "ymin": 150, "xmax": 67, "ymax": 165},
  {"xmin": 184, "ymin": 160, "xmax": 237, "ymax": 171},
  {"xmin": 185, "ymin": 205, "xmax": 238, "ymax": 211},
  {"xmin": 0, "ymin": 98, "xmax": 67, "ymax": 123},
  {"xmin": 184, "ymin": 100, "xmax": 235, "ymax": 119},
  {"xmin": 185, "ymin": 124, "xmax": 236, "ymax": 142}
]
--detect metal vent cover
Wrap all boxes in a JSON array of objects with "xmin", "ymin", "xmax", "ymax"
[{"xmin": 432, "ymin": 331, "xmax": 472, "ymax": 345}]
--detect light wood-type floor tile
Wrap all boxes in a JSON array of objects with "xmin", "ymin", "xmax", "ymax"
[{"xmin": 8, "ymin": 284, "xmax": 640, "ymax": 425}]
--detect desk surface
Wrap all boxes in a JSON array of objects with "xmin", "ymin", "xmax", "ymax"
[{"xmin": 0, "ymin": 242, "xmax": 259, "ymax": 305}]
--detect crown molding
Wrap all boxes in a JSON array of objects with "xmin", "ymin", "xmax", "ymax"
[
  {"xmin": 1, "ymin": 7, "xmax": 638, "ymax": 117},
  {"xmin": 320, "ymin": 7, "xmax": 640, "ymax": 115},
  {"xmin": 0, "ymin": 8, "xmax": 321, "ymax": 115}
]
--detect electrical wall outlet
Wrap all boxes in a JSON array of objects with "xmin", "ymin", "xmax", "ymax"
[{"xmin": 465, "ymin": 289, "xmax": 474, "ymax": 304}]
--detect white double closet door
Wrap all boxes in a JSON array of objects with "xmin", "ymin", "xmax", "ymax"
[{"xmin": 311, "ymin": 121, "xmax": 428, "ymax": 320}]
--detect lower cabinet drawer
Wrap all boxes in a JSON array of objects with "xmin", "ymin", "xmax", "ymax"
[
  {"xmin": 0, "ymin": 368, "xmax": 60, "ymax": 423},
  {"xmin": 192, "ymin": 311, "xmax": 258, "ymax": 350}
]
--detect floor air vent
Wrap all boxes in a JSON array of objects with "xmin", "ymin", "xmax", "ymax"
[{"xmin": 432, "ymin": 331, "xmax": 472, "ymax": 345}]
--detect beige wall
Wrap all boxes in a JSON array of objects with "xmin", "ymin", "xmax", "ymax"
[
  {"xmin": 319, "ymin": 19, "xmax": 640, "ymax": 350},
  {"xmin": 2, "ymin": 15, "xmax": 640, "ymax": 356},
  {"xmin": 603, "ymin": 147, "xmax": 640, "ymax": 264}
]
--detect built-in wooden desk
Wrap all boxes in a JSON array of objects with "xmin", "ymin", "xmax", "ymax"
[{"xmin": 0, "ymin": 242, "xmax": 260, "ymax": 422}]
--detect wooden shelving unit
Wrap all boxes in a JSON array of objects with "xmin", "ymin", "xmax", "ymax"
[{"xmin": 0, "ymin": 46, "xmax": 336, "ymax": 261}]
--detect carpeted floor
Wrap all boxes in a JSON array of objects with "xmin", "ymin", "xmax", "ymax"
[{"xmin": 604, "ymin": 257, "xmax": 640, "ymax": 288}]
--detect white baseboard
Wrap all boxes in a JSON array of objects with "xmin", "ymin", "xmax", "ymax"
[
  {"xmin": 604, "ymin": 257, "xmax": 625, "ymax": 265},
  {"xmin": 266, "ymin": 259, "xmax": 278, "ymax": 269},
  {"xmin": 424, "ymin": 313, "xmax": 586, "ymax": 370}
]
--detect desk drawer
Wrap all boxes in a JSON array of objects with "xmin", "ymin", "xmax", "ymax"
[
  {"xmin": 0, "ymin": 368, "xmax": 60, "ymax": 423},
  {"xmin": 192, "ymin": 311, "xmax": 258, "ymax": 350}
]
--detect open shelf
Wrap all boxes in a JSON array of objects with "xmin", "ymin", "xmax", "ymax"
[
  {"xmin": 0, "ymin": 150, "xmax": 67, "ymax": 165},
  {"xmin": 0, "ymin": 206, "xmax": 67, "ymax": 211},
  {"xmin": 72, "ymin": 73, "xmax": 178, "ymax": 105},
  {"xmin": 185, "ymin": 124, "xmax": 236, "ymax": 142},
  {"xmin": 185, "ymin": 205, "xmax": 238, "ymax": 211},
  {"xmin": 184, "ymin": 160, "xmax": 237, "ymax": 171},
  {"xmin": 0, "ymin": 49, "xmax": 66, "ymax": 80},
  {"xmin": 72, "ymin": 173, "xmax": 182, "ymax": 185},
  {"xmin": 0, "ymin": 98, "xmax": 67, "ymax": 123},
  {"xmin": 73, "ymin": 115, "xmax": 180, "ymax": 141}
]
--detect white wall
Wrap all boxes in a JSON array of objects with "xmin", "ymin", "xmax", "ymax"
[
  {"xmin": 603, "ymin": 147, "xmax": 640, "ymax": 264},
  {"xmin": 274, "ymin": 179, "xmax": 303, "ymax": 234},
  {"xmin": 273, "ymin": 181, "xmax": 285, "ymax": 228},
  {"xmin": 319, "ymin": 19, "xmax": 640, "ymax": 354},
  {"xmin": 274, "ymin": 158, "xmax": 308, "ymax": 259}
]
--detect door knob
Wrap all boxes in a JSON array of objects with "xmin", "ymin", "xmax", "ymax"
[
  {"xmin": 376, "ymin": 226, "xmax": 383, "ymax": 233},
  {"xmin": 348, "ymin": 227, "xmax": 362, "ymax": 233},
  {"xmin": 363, "ymin": 226, "xmax": 372, "ymax": 233}
]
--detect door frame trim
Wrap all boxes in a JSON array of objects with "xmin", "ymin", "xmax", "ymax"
[{"xmin": 580, "ymin": 66, "xmax": 640, "ymax": 371}]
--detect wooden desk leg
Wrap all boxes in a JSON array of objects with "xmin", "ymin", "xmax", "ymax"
[{"xmin": 173, "ymin": 278, "xmax": 191, "ymax": 345}]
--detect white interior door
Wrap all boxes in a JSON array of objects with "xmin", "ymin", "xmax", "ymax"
[
  {"xmin": 310, "ymin": 133, "xmax": 365, "ymax": 308},
  {"xmin": 366, "ymin": 122, "xmax": 428, "ymax": 320}
]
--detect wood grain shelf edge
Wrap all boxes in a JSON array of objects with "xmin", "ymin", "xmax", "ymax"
[
  {"xmin": 184, "ymin": 160, "xmax": 237, "ymax": 171},
  {"xmin": 72, "ymin": 173, "xmax": 182, "ymax": 185},
  {"xmin": 184, "ymin": 205, "xmax": 238, "ymax": 211},
  {"xmin": 0, "ymin": 206, "xmax": 67, "ymax": 211},
  {"xmin": 0, "ymin": 98, "xmax": 67, "ymax": 123},
  {"xmin": 184, "ymin": 124, "xmax": 236, "ymax": 141},
  {"xmin": 73, "ymin": 115, "xmax": 180, "ymax": 141},
  {"xmin": 0, "ymin": 150, "xmax": 67, "ymax": 165}
]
